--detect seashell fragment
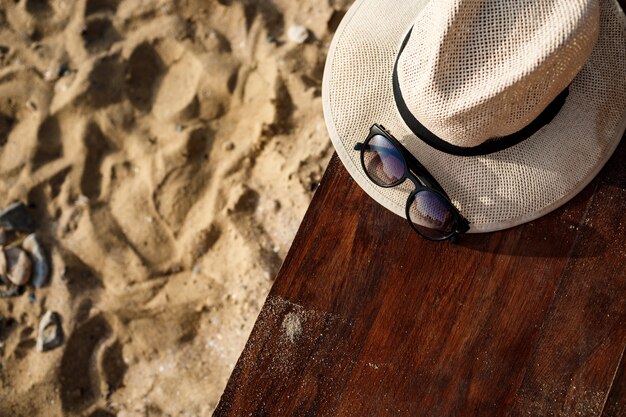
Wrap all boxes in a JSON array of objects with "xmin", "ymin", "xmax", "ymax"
[
  {"xmin": 22, "ymin": 234, "xmax": 49, "ymax": 288},
  {"xmin": 0, "ymin": 202, "xmax": 37, "ymax": 233},
  {"xmin": 36, "ymin": 311, "xmax": 64, "ymax": 352},
  {"xmin": 288, "ymin": 25, "xmax": 310, "ymax": 44},
  {"xmin": 0, "ymin": 247, "xmax": 6, "ymax": 284},
  {"xmin": 5, "ymin": 247, "xmax": 32, "ymax": 286}
]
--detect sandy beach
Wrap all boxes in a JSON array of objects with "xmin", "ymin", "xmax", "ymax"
[{"xmin": 0, "ymin": 0, "xmax": 344, "ymax": 414}]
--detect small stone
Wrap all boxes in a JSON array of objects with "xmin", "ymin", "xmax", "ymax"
[
  {"xmin": 5, "ymin": 247, "xmax": 32, "ymax": 286},
  {"xmin": 43, "ymin": 68, "xmax": 55, "ymax": 81},
  {"xmin": 287, "ymin": 25, "xmax": 310, "ymax": 44},
  {"xmin": 0, "ymin": 202, "xmax": 37, "ymax": 233},
  {"xmin": 22, "ymin": 234, "xmax": 49, "ymax": 289},
  {"xmin": 267, "ymin": 35, "xmax": 277, "ymax": 44},
  {"xmin": 224, "ymin": 142, "xmax": 235, "ymax": 151},
  {"xmin": 57, "ymin": 65, "xmax": 70, "ymax": 78},
  {"xmin": 28, "ymin": 293, "xmax": 36, "ymax": 304},
  {"xmin": 37, "ymin": 311, "xmax": 64, "ymax": 352}
]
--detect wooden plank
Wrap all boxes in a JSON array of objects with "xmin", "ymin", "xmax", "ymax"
[
  {"xmin": 602, "ymin": 353, "xmax": 626, "ymax": 417},
  {"xmin": 214, "ymin": 129, "xmax": 625, "ymax": 416},
  {"xmin": 509, "ymin": 136, "xmax": 626, "ymax": 416}
]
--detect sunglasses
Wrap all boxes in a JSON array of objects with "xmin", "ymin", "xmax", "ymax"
[{"xmin": 355, "ymin": 124, "xmax": 470, "ymax": 241}]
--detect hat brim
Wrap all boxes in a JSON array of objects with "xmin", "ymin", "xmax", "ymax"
[{"xmin": 322, "ymin": 0, "xmax": 626, "ymax": 233}]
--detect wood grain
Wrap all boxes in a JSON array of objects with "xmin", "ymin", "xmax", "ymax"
[{"xmin": 214, "ymin": 126, "xmax": 625, "ymax": 416}]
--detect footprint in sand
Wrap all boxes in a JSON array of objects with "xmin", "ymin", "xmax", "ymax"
[
  {"xmin": 226, "ymin": 184, "xmax": 283, "ymax": 278},
  {"xmin": 153, "ymin": 127, "xmax": 215, "ymax": 233},
  {"xmin": 53, "ymin": 54, "xmax": 126, "ymax": 111},
  {"xmin": 24, "ymin": 0, "xmax": 55, "ymax": 20},
  {"xmin": 85, "ymin": 0, "xmax": 119, "ymax": 16},
  {"xmin": 150, "ymin": 41, "xmax": 204, "ymax": 123},
  {"xmin": 0, "ymin": 112, "xmax": 15, "ymax": 147},
  {"xmin": 79, "ymin": 122, "xmax": 117, "ymax": 201},
  {"xmin": 32, "ymin": 115, "xmax": 117, "ymax": 200},
  {"xmin": 81, "ymin": 16, "xmax": 121, "ymax": 53},
  {"xmin": 125, "ymin": 36, "xmax": 236, "ymax": 120},
  {"xmin": 84, "ymin": 55, "xmax": 126, "ymax": 108},
  {"xmin": 80, "ymin": 0, "xmax": 121, "ymax": 52},
  {"xmin": 59, "ymin": 314, "xmax": 125, "ymax": 413},
  {"xmin": 125, "ymin": 42, "xmax": 164, "ymax": 112},
  {"xmin": 124, "ymin": 39, "xmax": 202, "ymax": 121},
  {"xmin": 0, "ymin": 73, "xmax": 50, "ymax": 179},
  {"xmin": 33, "ymin": 116, "xmax": 62, "ymax": 171}
]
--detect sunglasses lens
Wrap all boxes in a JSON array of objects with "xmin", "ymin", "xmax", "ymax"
[
  {"xmin": 408, "ymin": 191, "xmax": 456, "ymax": 239},
  {"xmin": 363, "ymin": 135, "xmax": 405, "ymax": 186}
]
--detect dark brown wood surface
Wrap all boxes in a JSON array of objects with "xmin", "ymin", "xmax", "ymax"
[{"xmin": 214, "ymin": 128, "xmax": 626, "ymax": 417}]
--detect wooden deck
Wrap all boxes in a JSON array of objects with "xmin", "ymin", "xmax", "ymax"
[{"xmin": 213, "ymin": 130, "xmax": 626, "ymax": 416}]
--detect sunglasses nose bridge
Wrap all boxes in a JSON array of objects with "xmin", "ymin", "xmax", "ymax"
[{"xmin": 405, "ymin": 172, "xmax": 423, "ymax": 189}]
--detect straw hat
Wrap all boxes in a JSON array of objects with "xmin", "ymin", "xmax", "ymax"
[{"xmin": 323, "ymin": 0, "xmax": 626, "ymax": 233}]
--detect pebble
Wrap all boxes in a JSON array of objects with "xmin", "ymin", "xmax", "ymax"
[
  {"xmin": 36, "ymin": 311, "xmax": 64, "ymax": 352},
  {"xmin": 22, "ymin": 234, "xmax": 49, "ymax": 289},
  {"xmin": 43, "ymin": 68, "xmax": 55, "ymax": 81},
  {"xmin": 5, "ymin": 247, "xmax": 32, "ymax": 286},
  {"xmin": 0, "ymin": 202, "xmax": 37, "ymax": 233},
  {"xmin": 287, "ymin": 25, "xmax": 310, "ymax": 44},
  {"xmin": 57, "ymin": 65, "xmax": 71, "ymax": 78}
]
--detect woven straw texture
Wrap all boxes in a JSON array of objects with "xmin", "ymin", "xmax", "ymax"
[
  {"xmin": 323, "ymin": 0, "xmax": 626, "ymax": 233},
  {"xmin": 398, "ymin": 0, "xmax": 600, "ymax": 146}
]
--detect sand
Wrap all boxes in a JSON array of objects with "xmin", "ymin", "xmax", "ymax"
[{"xmin": 0, "ymin": 0, "xmax": 347, "ymax": 414}]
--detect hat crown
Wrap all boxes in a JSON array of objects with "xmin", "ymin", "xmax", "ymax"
[{"xmin": 396, "ymin": 0, "xmax": 600, "ymax": 148}]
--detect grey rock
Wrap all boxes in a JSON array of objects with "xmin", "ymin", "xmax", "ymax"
[
  {"xmin": 0, "ymin": 202, "xmax": 37, "ymax": 233},
  {"xmin": 22, "ymin": 234, "xmax": 49, "ymax": 288},
  {"xmin": 36, "ymin": 311, "xmax": 64, "ymax": 352}
]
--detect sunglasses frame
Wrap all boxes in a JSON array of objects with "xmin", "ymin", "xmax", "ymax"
[{"xmin": 356, "ymin": 124, "xmax": 470, "ymax": 241}]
